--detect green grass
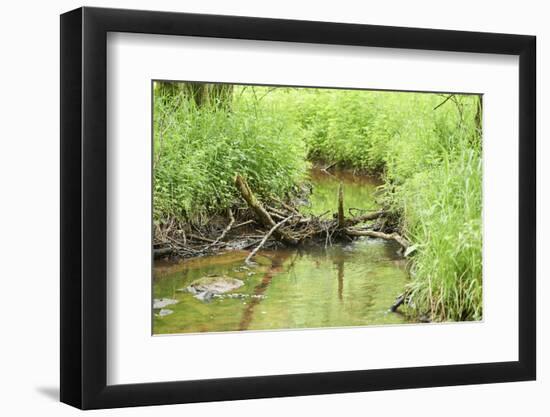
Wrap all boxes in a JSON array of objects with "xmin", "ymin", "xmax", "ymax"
[
  {"xmin": 289, "ymin": 88, "xmax": 483, "ymax": 321},
  {"xmin": 153, "ymin": 85, "xmax": 309, "ymax": 225},
  {"xmin": 153, "ymin": 83, "xmax": 483, "ymax": 322}
]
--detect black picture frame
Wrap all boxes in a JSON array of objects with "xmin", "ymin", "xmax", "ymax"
[{"xmin": 60, "ymin": 6, "xmax": 536, "ymax": 410}]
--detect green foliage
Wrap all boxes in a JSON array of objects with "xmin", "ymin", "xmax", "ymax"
[
  {"xmin": 296, "ymin": 90, "xmax": 482, "ymax": 321},
  {"xmin": 153, "ymin": 84, "xmax": 309, "ymax": 224},
  {"xmin": 154, "ymin": 82, "xmax": 483, "ymax": 322}
]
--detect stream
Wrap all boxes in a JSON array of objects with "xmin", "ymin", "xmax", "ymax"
[{"xmin": 153, "ymin": 168, "xmax": 409, "ymax": 334}]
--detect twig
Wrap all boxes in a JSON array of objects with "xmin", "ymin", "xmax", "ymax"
[
  {"xmin": 188, "ymin": 234, "xmax": 217, "ymax": 243},
  {"xmin": 205, "ymin": 209, "xmax": 235, "ymax": 249},
  {"xmin": 270, "ymin": 195, "xmax": 301, "ymax": 215},
  {"xmin": 433, "ymin": 94, "xmax": 455, "ymax": 111},
  {"xmin": 233, "ymin": 219, "xmax": 255, "ymax": 229},
  {"xmin": 245, "ymin": 215, "xmax": 294, "ymax": 264},
  {"xmin": 321, "ymin": 161, "xmax": 337, "ymax": 172}
]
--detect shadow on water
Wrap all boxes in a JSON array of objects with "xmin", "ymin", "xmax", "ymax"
[{"xmin": 153, "ymin": 168, "xmax": 409, "ymax": 335}]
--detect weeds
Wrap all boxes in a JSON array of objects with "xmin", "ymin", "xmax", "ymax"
[{"xmin": 153, "ymin": 82, "xmax": 482, "ymax": 321}]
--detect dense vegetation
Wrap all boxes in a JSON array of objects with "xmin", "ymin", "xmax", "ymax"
[{"xmin": 154, "ymin": 82, "xmax": 482, "ymax": 322}]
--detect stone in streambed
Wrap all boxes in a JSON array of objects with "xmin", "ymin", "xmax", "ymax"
[
  {"xmin": 185, "ymin": 275, "xmax": 244, "ymax": 302},
  {"xmin": 157, "ymin": 308, "xmax": 174, "ymax": 317},
  {"xmin": 153, "ymin": 298, "xmax": 178, "ymax": 309}
]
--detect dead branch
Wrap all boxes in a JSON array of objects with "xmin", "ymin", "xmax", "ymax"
[
  {"xmin": 233, "ymin": 219, "xmax": 255, "ymax": 229},
  {"xmin": 205, "ymin": 209, "xmax": 235, "ymax": 249},
  {"xmin": 270, "ymin": 195, "xmax": 301, "ymax": 215},
  {"xmin": 235, "ymin": 174, "xmax": 275, "ymax": 227},
  {"xmin": 345, "ymin": 228, "xmax": 410, "ymax": 250},
  {"xmin": 188, "ymin": 234, "xmax": 217, "ymax": 244},
  {"xmin": 266, "ymin": 205, "xmax": 289, "ymax": 218},
  {"xmin": 345, "ymin": 210, "xmax": 387, "ymax": 226},
  {"xmin": 337, "ymin": 182, "xmax": 345, "ymax": 228},
  {"xmin": 433, "ymin": 94, "xmax": 455, "ymax": 110},
  {"xmin": 235, "ymin": 174, "xmax": 298, "ymax": 245},
  {"xmin": 322, "ymin": 161, "xmax": 337, "ymax": 172},
  {"xmin": 245, "ymin": 215, "xmax": 294, "ymax": 265}
]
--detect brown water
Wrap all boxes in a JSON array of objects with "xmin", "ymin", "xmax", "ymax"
[{"xmin": 153, "ymin": 169, "xmax": 409, "ymax": 334}]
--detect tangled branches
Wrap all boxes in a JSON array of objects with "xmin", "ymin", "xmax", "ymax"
[{"xmin": 153, "ymin": 174, "xmax": 410, "ymax": 260}]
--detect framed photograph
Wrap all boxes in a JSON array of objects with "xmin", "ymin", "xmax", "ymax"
[{"xmin": 60, "ymin": 6, "xmax": 536, "ymax": 409}]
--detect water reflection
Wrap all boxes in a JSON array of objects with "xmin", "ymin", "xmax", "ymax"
[{"xmin": 153, "ymin": 169, "xmax": 409, "ymax": 334}]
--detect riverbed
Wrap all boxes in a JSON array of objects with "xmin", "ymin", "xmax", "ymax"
[{"xmin": 153, "ymin": 168, "xmax": 409, "ymax": 334}]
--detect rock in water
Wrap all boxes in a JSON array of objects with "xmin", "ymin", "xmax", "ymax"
[
  {"xmin": 186, "ymin": 275, "xmax": 244, "ymax": 301},
  {"xmin": 157, "ymin": 309, "xmax": 173, "ymax": 317},
  {"xmin": 153, "ymin": 298, "xmax": 178, "ymax": 309}
]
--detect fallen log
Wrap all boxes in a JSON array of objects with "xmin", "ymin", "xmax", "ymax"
[
  {"xmin": 235, "ymin": 174, "xmax": 298, "ymax": 245},
  {"xmin": 345, "ymin": 228, "xmax": 410, "ymax": 250},
  {"xmin": 235, "ymin": 174, "xmax": 276, "ymax": 227}
]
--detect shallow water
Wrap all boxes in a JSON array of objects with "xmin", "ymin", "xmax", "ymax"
[{"xmin": 153, "ymin": 169, "xmax": 409, "ymax": 334}]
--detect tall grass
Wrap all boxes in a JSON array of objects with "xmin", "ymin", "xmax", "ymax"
[
  {"xmin": 289, "ymin": 88, "xmax": 483, "ymax": 321},
  {"xmin": 153, "ymin": 85, "xmax": 309, "ymax": 225},
  {"xmin": 154, "ymin": 83, "xmax": 483, "ymax": 321}
]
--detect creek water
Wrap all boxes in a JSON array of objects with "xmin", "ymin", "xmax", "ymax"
[{"xmin": 153, "ymin": 168, "xmax": 409, "ymax": 334}]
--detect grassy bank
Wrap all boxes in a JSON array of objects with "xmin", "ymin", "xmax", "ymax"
[
  {"xmin": 292, "ymin": 88, "xmax": 483, "ymax": 321},
  {"xmin": 154, "ymin": 83, "xmax": 482, "ymax": 322},
  {"xmin": 153, "ymin": 85, "xmax": 309, "ymax": 225}
]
